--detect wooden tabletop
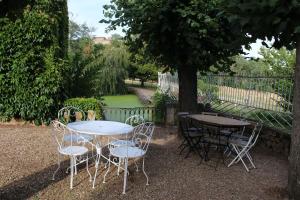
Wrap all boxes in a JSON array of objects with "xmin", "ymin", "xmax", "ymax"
[{"xmin": 188, "ymin": 114, "xmax": 251, "ymax": 128}]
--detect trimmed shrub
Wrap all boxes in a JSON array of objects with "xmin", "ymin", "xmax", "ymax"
[{"xmin": 64, "ymin": 98, "xmax": 103, "ymax": 120}]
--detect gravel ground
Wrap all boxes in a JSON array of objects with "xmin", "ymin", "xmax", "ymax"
[{"xmin": 0, "ymin": 124, "xmax": 288, "ymax": 200}]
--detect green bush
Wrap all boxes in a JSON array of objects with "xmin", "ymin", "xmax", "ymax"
[
  {"xmin": 152, "ymin": 91, "xmax": 176, "ymax": 124},
  {"xmin": 64, "ymin": 98, "xmax": 103, "ymax": 120},
  {"xmin": 0, "ymin": 1, "xmax": 68, "ymax": 124}
]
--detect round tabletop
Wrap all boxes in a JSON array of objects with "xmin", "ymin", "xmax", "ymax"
[
  {"xmin": 67, "ymin": 120, "xmax": 134, "ymax": 136},
  {"xmin": 188, "ymin": 114, "xmax": 251, "ymax": 127}
]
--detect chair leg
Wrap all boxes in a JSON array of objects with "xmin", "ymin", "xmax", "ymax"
[
  {"xmin": 184, "ymin": 147, "xmax": 193, "ymax": 158},
  {"xmin": 117, "ymin": 158, "xmax": 121, "ymax": 176},
  {"xmin": 104, "ymin": 159, "xmax": 109, "ymax": 169},
  {"xmin": 178, "ymin": 140, "xmax": 187, "ymax": 150},
  {"xmin": 86, "ymin": 155, "xmax": 92, "ymax": 182},
  {"xmin": 142, "ymin": 157, "xmax": 149, "ymax": 185},
  {"xmin": 91, "ymin": 144, "xmax": 94, "ymax": 158},
  {"xmin": 239, "ymin": 154, "xmax": 249, "ymax": 172},
  {"xmin": 228, "ymin": 145, "xmax": 250, "ymax": 172},
  {"xmin": 74, "ymin": 157, "xmax": 78, "ymax": 175},
  {"xmin": 93, "ymin": 154, "xmax": 101, "ymax": 188},
  {"xmin": 103, "ymin": 155, "xmax": 111, "ymax": 184},
  {"xmin": 246, "ymin": 152, "xmax": 256, "ymax": 169},
  {"xmin": 134, "ymin": 159, "xmax": 139, "ymax": 172},
  {"xmin": 227, "ymin": 145, "xmax": 240, "ymax": 167},
  {"xmin": 122, "ymin": 158, "xmax": 128, "ymax": 194},
  {"xmin": 179, "ymin": 145, "xmax": 188, "ymax": 155},
  {"xmin": 52, "ymin": 153, "xmax": 61, "ymax": 180},
  {"xmin": 70, "ymin": 156, "xmax": 74, "ymax": 189}
]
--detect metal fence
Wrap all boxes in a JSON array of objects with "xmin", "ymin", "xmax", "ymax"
[
  {"xmin": 102, "ymin": 106, "xmax": 155, "ymax": 122},
  {"xmin": 158, "ymin": 72, "xmax": 179, "ymax": 100},
  {"xmin": 158, "ymin": 72, "xmax": 293, "ymax": 133}
]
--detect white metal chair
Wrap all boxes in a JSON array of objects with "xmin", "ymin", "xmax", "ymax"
[
  {"xmin": 108, "ymin": 115, "xmax": 145, "ymax": 174},
  {"xmin": 227, "ymin": 123, "xmax": 262, "ymax": 172},
  {"xmin": 58, "ymin": 106, "xmax": 94, "ymax": 143},
  {"xmin": 51, "ymin": 120, "xmax": 92, "ymax": 189},
  {"xmin": 58, "ymin": 106, "xmax": 94, "ymax": 174},
  {"xmin": 125, "ymin": 114, "xmax": 145, "ymax": 126},
  {"xmin": 109, "ymin": 115, "xmax": 145, "ymax": 147},
  {"xmin": 103, "ymin": 122, "xmax": 155, "ymax": 194}
]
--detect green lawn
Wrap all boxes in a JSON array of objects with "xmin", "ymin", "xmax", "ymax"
[{"xmin": 102, "ymin": 94, "xmax": 144, "ymax": 108}]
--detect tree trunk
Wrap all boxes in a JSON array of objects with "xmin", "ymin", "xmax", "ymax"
[
  {"xmin": 140, "ymin": 79, "xmax": 145, "ymax": 87},
  {"xmin": 178, "ymin": 64, "xmax": 198, "ymax": 113},
  {"xmin": 288, "ymin": 35, "xmax": 300, "ymax": 200}
]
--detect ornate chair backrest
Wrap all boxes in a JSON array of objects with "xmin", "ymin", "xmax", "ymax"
[
  {"xmin": 243, "ymin": 123, "xmax": 263, "ymax": 148},
  {"xmin": 248, "ymin": 123, "xmax": 263, "ymax": 148},
  {"xmin": 51, "ymin": 120, "xmax": 71, "ymax": 150},
  {"xmin": 132, "ymin": 122, "xmax": 155, "ymax": 153},
  {"xmin": 125, "ymin": 115, "xmax": 145, "ymax": 127},
  {"xmin": 58, "ymin": 106, "xmax": 86, "ymax": 124},
  {"xmin": 178, "ymin": 115, "xmax": 189, "ymax": 134},
  {"xmin": 87, "ymin": 110, "xmax": 96, "ymax": 121}
]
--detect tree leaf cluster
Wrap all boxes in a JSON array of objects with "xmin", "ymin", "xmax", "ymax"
[
  {"xmin": 85, "ymin": 39, "xmax": 129, "ymax": 96},
  {"xmin": 0, "ymin": 0, "xmax": 68, "ymax": 124},
  {"xmin": 225, "ymin": 0, "xmax": 300, "ymax": 50}
]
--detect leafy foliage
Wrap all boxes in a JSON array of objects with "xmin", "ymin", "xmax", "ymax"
[
  {"xmin": 84, "ymin": 39, "xmax": 129, "ymax": 96},
  {"xmin": 260, "ymin": 47, "xmax": 295, "ymax": 111},
  {"xmin": 128, "ymin": 63, "xmax": 158, "ymax": 87},
  {"xmin": 260, "ymin": 47, "xmax": 295, "ymax": 76},
  {"xmin": 102, "ymin": 0, "xmax": 248, "ymax": 71},
  {"xmin": 101, "ymin": 0, "xmax": 250, "ymax": 111},
  {"xmin": 225, "ymin": 0, "xmax": 300, "ymax": 50},
  {"xmin": 230, "ymin": 55, "xmax": 271, "ymax": 76},
  {"xmin": 197, "ymin": 79, "xmax": 219, "ymax": 101},
  {"xmin": 66, "ymin": 20, "xmax": 100, "ymax": 97},
  {"xmin": 152, "ymin": 91, "xmax": 176, "ymax": 123},
  {"xmin": 67, "ymin": 22, "xmax": 129, "ymax": 97},
  {"xmin": 0, "ymin": 0, "xmax": 68, "ymax": 124},
  {"xmin": 128, "ymin": 46, "xmax": 160, "ymax": 87},
  {"xmin": 64, "ymin": 98, "xmax": 103, "ymax": 119}
]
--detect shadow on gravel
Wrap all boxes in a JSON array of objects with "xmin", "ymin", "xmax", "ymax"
[{"xmin": 0, "ymin": 159, "xmax": 72, "ymax": 200}]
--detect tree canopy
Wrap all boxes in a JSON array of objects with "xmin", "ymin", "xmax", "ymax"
[
  {"xmin": 226, "ymin": 0, "xmax": 300, "ymax": 49},
  {"xmin": 86, "ymin": 39, "xmax": 129, "ymax": 95},
  {"xmin": 102, "ymin": 0, "xmax": 248, "ymax": 70},
  {"xmin": 101, "ymin": 0, "xmax": 250, "ymax": 111}
]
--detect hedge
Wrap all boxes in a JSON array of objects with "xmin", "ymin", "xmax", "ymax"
[
  {"xmin": 0, "ymin": 0, "xmax": 68, "ymax": 124},
  {"xmin": 64, "ymin": 98, "xmax": 103, "ymax": 120}
]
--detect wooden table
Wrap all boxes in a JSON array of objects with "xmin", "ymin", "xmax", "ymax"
[
  {"xmin": 188, "ymin": 114, "xmax": 251, "ymax": 128},
  {"xmin": 187, "ymin": 114, "xmax": 251, "ymax": 166}
]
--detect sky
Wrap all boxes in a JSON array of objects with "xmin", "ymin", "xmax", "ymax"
[
  {"xmin": 68, "ymin": 0, "xmax": 124, "ymax": 37},
  {"xmin": 68, "ymin": 0, "xmax": 262, "ymax": 58}
]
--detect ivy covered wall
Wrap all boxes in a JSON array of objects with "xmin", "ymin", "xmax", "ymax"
[{"xmin": 0, "ymin": 0, "xmax": 68, "ymax": 124}]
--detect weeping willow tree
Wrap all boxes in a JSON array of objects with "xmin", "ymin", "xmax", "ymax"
[{"xmin": 85, "ymin": 40, "xmax": 129, "ymax": 96}]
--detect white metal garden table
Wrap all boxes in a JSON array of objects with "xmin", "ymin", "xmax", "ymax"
[
  {"xmin": 67, "ymin": 120, "xmax": 133, "ymax": 137},
  {"xmin": 67, "ymin": 120, "xmax": 134, "ymax": 154},
  {"xmin": 67, "ymin": 120, "xmax": 134, "ymax": 187}
]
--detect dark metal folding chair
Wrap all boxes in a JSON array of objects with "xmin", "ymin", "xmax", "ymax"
[{"xmin": 178, "ymin": 116, "xmax": 204, "ymax": 161}]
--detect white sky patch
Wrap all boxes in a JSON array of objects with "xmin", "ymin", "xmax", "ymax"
[
  {"xmin": 68, "ymin": 0, "xmax": 124, "ymax": 37},
  {"xmin": 243, "ymin": 39, "xmax": 263, "ymax": 58}
]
